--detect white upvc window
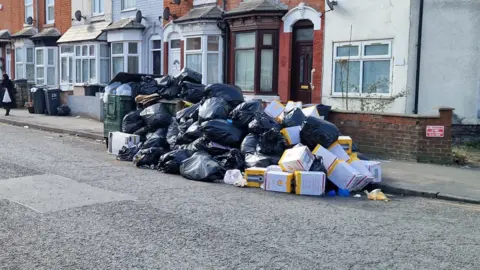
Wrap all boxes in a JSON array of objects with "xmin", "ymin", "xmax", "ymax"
[
  {"xmin": 111, "ymin": 42, "xmax": 140, "ymax": 77},
  {"xmin": 92, "ymin": 0, "xmax": 104, "ymax": 15},
  {"xmin": 185, "ymin": 35, "xmax": 222, "ymax": 85},
  {"xmin": 25, "ymin": 0, "xmax": 34, "ymax": 22},
  {"xmin": 46, "ymin": 0, "xmax": 55, "ymax": 24},
  {"xmin": 121, "ymin": 0, "xmax": 136, "ymax": 10},
  {"xmin": 35, "ymin": 47, "xmax": 58, "ymax": 86},
  {"xmin": 73, "ymin": 43, "xmax": 110, "ymax": 85},
  {"xmin": 333, "ymin": 40, "xmax": 392, "ymax": 95},
  {"xmin": 150, "ymin": 36, "xmax": 162, "ymax": 75},
  {"xmin": 60, "ymin": 45, "xmax": 74, "ymax": 90},
  {"xmin": 15, "ymin": 46, "xmax": 35, "ymax": 82}
]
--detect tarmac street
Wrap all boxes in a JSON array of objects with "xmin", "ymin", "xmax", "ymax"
[{"xmin": 0, "ymin": 123, "xmax": 479, "ymax": 269}]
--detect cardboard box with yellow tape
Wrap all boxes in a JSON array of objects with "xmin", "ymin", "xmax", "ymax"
[
  {"xmin": 244, "ymin": 167, "xmax": 267, "ymax": 188},
  {"xmin": 280, "ymin": 126, "xmax": 301, "ymax": 146},
  {"xmin": 348, "ymin": 153, "xmax": 374, "ymax": 191},
  {"xmin": 294, "ymin": 171, "xmax": 326, "ymax": 196},
  {"xmin": 265, "ymin": 171, "xmax": 294, "ymax": 193},
  {"xmin": 278, "ymin": 146, "xmax": 315, "ymax": 172}
]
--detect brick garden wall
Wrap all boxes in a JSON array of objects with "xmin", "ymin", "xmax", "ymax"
[
  {"xmin": 329, "ymin": 108, "xmax": 454, "ymax": 164},
  {"xmin": 452, "ymin": 124, "xmax": 480, "ymax": 145}
]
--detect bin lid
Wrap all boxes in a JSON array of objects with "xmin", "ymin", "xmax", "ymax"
[{"xmin": 110, "ymin": 72, "xmax": 163, "ymax": 85}]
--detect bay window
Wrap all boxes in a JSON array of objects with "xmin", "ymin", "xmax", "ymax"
[
  {"xmin": 35, "ymin": 47, "xmax": 58, "ymax": 86},
  {"xmin": 184, "ymin": 35, "xmax": 221, "ymax": 85},
  {"xmin": 150, "ymin": 37, "xmax": 162, "ymax": 75},
  {"xmin": 234, "ymin": 31, "xmax": 277, "ymax": 93},
  {"xmin": 111, "ymin": 42, "xmax": 140, "ymax": 76},
  {"xmin": 333, "ymin": 40, "xmax": 392, "ymax": 94},
  {"xmin": 15, "ymin": 47, "xmax": 35, "ymax": 81}
]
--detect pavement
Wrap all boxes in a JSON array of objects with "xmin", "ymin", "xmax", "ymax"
[
  {"xmin": 1, "ymin": 108, "xmax": 479, "ymax": 204},
  {"xmin": 1, "ymin": 124, "xmax": 479, "ymax": 269}
]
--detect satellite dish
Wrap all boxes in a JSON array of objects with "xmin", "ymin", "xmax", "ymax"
[
  {"xmin": 326, "ymin": 0, "xmax": 337, "ymax": 11},
  {"xmin": 163, "ymin": 7, "xmax": 171, "ymax": 21},
  {"xmin": 26, "ymin": 16, "xmax": 33, "ymax": 25},
  {"xmin": 172, "ymin": 0, "xmax": 181, "ymax": 5},
  {"xmin": 74, "ymin": 10, "xmax": 86, "ymax": 21},
  {"xmin": 135, "ymin": 10, "xmax": 145, "ymax": 23}
]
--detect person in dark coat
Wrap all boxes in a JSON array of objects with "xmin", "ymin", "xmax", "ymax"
[{"xmin": 1, "ymin": 74, "xmax": 14, "ymax": 116}]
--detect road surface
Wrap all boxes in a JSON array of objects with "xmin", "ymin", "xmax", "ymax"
[{"xmin": 0, "ymin": 124, "xmax": 479, "ymax": 269}]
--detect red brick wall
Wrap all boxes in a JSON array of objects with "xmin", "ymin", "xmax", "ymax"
[
  {"xmin": 164, "ymin": 0, "xmax": 193, "ymax": 26},
  {"xmin": 0, "ymin": 0, "xmax": 25, "ymax": 34},
  {"xmin": 329, "ymin": 108, "xmax": 454, "ymax": 164},
  {"xmin": 37, "ymin": 0, "xmax": 71, "ymax": 33}
]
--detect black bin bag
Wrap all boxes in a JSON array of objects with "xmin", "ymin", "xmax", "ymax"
[
  {"xmin": 180, "ymin": 82, "xmax": 205, "ymax": 103},
  {"xmin": 180, "ymin": 152, "xmax": 225, "ymax": 182},
  {"xmin": 213, "ymin": 149, "xmax": 245, "ymax": 171},
  {"xmin": 230, "ymin": 100, "xmax": 263, "ymax": 129},
  {"xmin": 184, "ymin": 138, "xmax": 230, "ymax": 156},
  {"xmin": 158, "ymin": 85, "xmax": 181, "ymax": 100},
  {"xmin": 142, "ymin": 128, "xmax": 169, "ymax": 149},
  {"xmin": 134, "ymin": 126, "xmax": 149, "ymax": 142},
  {"xmin": 158, "ymin": 75, "xmax": 176, "ymax": 88},
  {"xmin": 117, "ymin": 144, "xmax": 142, "ymax": 162},
  {"xmin": 122, "ymin": 109, "xmax": 144, "ymax": 134},
  {"xmin": 133, "ymin": 147, "xmax": 167, "ymax": 168},
  {"xmin": 139, "ymin": 76, "xmax": 159, "ymax": 95},
  {"xmin": 248, "ymin": 112, "xmax": 282, "ymax": 134},
  {"xmin": 166, "ymin": 119, "xmax": 180, "ymax": 149},
  {"xmin": 241, "ymin": 133, "xmax": 259, "ymax": 154},
  {"xmin": 257, "ymin": 129, "xmax": 286, "ymax": 155},
  {"xmin": 140, "ymin": 103, "xmax": 173, "ymax": 131},
  {"xmin": 310, "ymin": 156, "xmax": 328, "ymax": 174},
  {"xmin": 300, "ymin": 116, "xmax": 340, "ymax": 149},
  {"xmin": 201, "ymin": 119, "xmax": 244, "ymax": 147},
  {"xmin": 176, "ymin": 103, "xmax": 200, "ymax": 122},
  {"xmin": 176, "ymin": 121, "xmax": 201, "ymax": 145},
  {"xmin": 282, "ymin": 107, "xmax": 306, "ymax": 128},
  {"xmin": 198, "ymin": 97, "xmax": 231, "ymax": 123},
  {"xmin": 204, "ymin": 84, "xmax": 244, "ymax": 107},
  {"xmin": 175, "ymin": 67, "xmax": 202, "ymax": 84},
  {"xmin": 157, "ymin": 149, "xmax": 194, "ymax": 174},
  {"xmin": 245, "ymin": 152, "xmax": 281, "ymax": 168}
]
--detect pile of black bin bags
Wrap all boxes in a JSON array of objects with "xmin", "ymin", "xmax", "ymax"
[{"xmin": 117, "ymin": 67, "xmax": 340, "ymax": 183}]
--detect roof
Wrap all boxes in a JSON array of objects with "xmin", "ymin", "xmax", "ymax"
[
  {"xmin": 57, "ymin": 22, "xmax": 111, "ymax": 44},
  {"xmin": 225, "ymin": 0, "xmax": 288, "ymax": 16},
  {"xmin": 0, "ymin": 30, "xmax": 11, "ymax": 40},
  {"xmin": 103, "ymin": 18, "xmax": 145, "ymax": 32},
  {"xmin": 31, "ymin": 28, "xmax": 61, "ymax": 40},
  {"xmin": 175, "ymin": 4, "xmax": 223, "ymax": 23},
  {"xmin": 11, "ymin": 27, "xmax": 37, "ymax": 38}
]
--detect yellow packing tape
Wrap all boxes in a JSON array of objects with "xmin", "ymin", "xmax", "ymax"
[
  {"xmin": 327, "ymin": 141, "xmax": 340, "ymax": 151},
  {"xmin": 327, "ymin": 159, "xmax": 342, "ymax": 176},
  {"xmin": 294, "ymin": 171, "xmax": 302, "ymax": 195},
  {"xmin": 280, "ymin": 129, "xmax": 292, "ymax": 145}
]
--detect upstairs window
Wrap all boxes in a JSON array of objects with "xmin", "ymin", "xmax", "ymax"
[
  {"xmin": 25, "ymin": 0, "xmax": 34, "ymax": 22},
  {"xmin": 92, "ymin": 0, "xmax": 104, "ymax": 15},
  {"xmin": 46, "ymin": 0, "xmax": 55, "ymax": 24},
  {"xmin": 121, "ymin": 0, "xmax": 136, "ymax": 10}
]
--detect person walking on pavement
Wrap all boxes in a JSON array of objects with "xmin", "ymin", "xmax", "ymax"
[{"xmin": 1, "ymin": 74, "xmax": 14, "ymax": 116}]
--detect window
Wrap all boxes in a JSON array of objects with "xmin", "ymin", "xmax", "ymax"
[
  {"xmin": 185, "ymin": 37, "xmax": 202, "ymax": 76},
  {"xmin": 184, "ymin": 35, "xmax": 222, "ymax": 85},
  {"xmin": 25, "ymin": 0, "xmax": 33, "ymax": 22},
  {"xmin": 151, "ymin": 37, "xmax": 162, "ymax": 75},
  {"xmin": 60, "ymin": 45, "xmax": 74, "ymax": 88},
  {"xmin": 206, "ymin": 36, "xmax": 219, "ymax": 85},
  {"xmin": 234, "ymin": 31, "xmax": 277, "ymax": 93},
  {"xmin": 121, "ymin": 0, "xmax": 136, "ymax": 10},
  {"xmin": 333, "ymin": 40, "xmax": 392, "ymax": 94},
  {"xmin": 92, "ymin": 0, "xmax": 104, "ymax": 15},
  {"xmin": 111, "ymin": 42, "xmax": 139, "ymax": 76},
  {"xmin": 35, "ymin": 47, "xmax": 58, "ymax": 86},
  {"xmin": 71, "ymin": 43, "xmax": 110, "ymax": 86},
  {"xmin": 14, "ymin": 46, "xmax": 35, "ymax": 81},
  {"xmin": 46, "ymin": 0, "xmax": 54, "ymax": 24}
]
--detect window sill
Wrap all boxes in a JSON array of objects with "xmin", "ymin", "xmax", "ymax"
[
  {"xmin": 121, "ymin": 8, "xmax": 137, "ymax": 13},
  {"xmin": 243, "ymin": 94, "xmax": 280, "ymax": 102},
  {"xmin": 92, "ymin": 13, "xmax": 105, "ymax": 18},
  {"xmin": 329, "ymin": 93, "xmax": 394, "ymax": 99}
]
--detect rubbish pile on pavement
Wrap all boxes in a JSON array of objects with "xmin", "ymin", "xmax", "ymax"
[{"xmin": 108, "ymin": 68, "xmax": 383, "ymax": 197}]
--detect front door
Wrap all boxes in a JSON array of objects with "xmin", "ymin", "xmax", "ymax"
[
  {"xmin": 290, "ymin": 21, "xmax": 314, "ymax": 104},
  {"xmin": 168, "ymin": 36, "xmax": 182, "ymax": 76}
]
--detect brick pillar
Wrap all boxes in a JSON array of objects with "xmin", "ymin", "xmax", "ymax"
[
  {"xmin": 417, "ymin": 107, "xmax": 454, "ymax": 164},
  {"xmin": 163, "ymin": 41, "xmax": 169, "ymax": 75},
  {"xmin": 312, "ymin": 29, "xmax": 324, "ymax": 104},
  {"xmin": 13, "ymin": 79, "xmax": 31, "ymax": 108},
  {"xmin": 278, "ymin": 26, "xmax": 292, "ymax": 102}
]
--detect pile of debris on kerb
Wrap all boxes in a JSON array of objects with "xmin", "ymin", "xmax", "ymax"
[{"xmin": 108, "ymin": 68, "xmax": 382, "ymax": 197}]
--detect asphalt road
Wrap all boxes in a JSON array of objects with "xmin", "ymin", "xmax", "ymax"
[{"xmin": 0, "ymin": 123, "xmax": 479, "ymax": 270}]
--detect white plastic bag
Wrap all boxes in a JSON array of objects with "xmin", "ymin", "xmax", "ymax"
[
  {"xmin": 103, "ymin": 82, "xmax": 121, "ymax": 103},
  {"xmin": 224, "ymin": 169, "xmax": 246, "ymax": 187},
  {"xmin": 3, "ymin": 89, "xmax": 11, "ymax": 103},
  {"xmin": 116, "ymin": 83, "xmax": 132, "ymax": 96}
]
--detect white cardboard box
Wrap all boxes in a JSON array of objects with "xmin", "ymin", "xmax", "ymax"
[
  {"xmin": 265, "ymin": 171, "xmax": 294, "ymax": 193},
  {"xmin": 329, "ymin": 143, "xmax": 351, "ymax": 161},
  {"xmin": 280, "ymin": 126, "xmax": 301, "ymax": 146},
  {"xmin": 302, "ymin": 106, "xmax": 321, "ymax": 119},
  {"xmin": 312, "ymin": 144, "xmax": 339, "ymax": 171},
  {"xmin": 363, "ymin": 161, "xmax": 382, "ymax": 183},
  {"xmin": 279, "ymin": 146, "xmax": 315, "ymax": 172},
  {"xmin": 294, "ymin": 171, "xmax": 326, "ymax": 196},
  {"xmin": 264, "ymin": 100, "xmax": 285, "ymax": 120},
  {"xmin": 349, "ymin": 160, "xmax": 374, "ymax": 191},
  {"xmin": 285, "ymin": 101, "xmax": 302, "ymax": 113},
  {"xmin": 329, "ymin": 161, "xmax": 364, "ymax": 190},
  {"xmin": 108, "ymin": 132, "xmax": 141, "ymax": 155}
]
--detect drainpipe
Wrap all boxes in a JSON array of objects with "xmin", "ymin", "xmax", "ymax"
[{"xmin": 413, "ymin": 0, "xmax": 424, "ymax": 114}]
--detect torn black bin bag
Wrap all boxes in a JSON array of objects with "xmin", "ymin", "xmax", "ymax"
[
  {"xmin": 117, "ymin": 144, "xmax": 142, "ymax": 162},
  {"xmin": 204, "ymin": 83, "xmax": 244, "ymax": 107},
  {"xmin": 198, "ymin": 97, "xmax": 231, "ymax": 123},
  {"xmin": 245, "ymin": 152, "xmax": 281, "ymax": 168},
  {"xmin": 158, "ymin": 75, "xmax": 176, "ymax": 89},
  {"xmin": 213, "ymin": 149, "xmax": 245, "ymax": 171},
  {"xmin": 158, "ymin": 85, "xmax": 181, "ymax": 100},
  {"xmin": 139, "ymin": 76, "xmax": 159, "ymax": 95},
  {"xmin": 180, "ymin": 82, "xmax": 205, "ymax": 103},
  {"xmin": 180, "ymin": 152, "xmax": 225, "ymax": 182},
  {"xmin": 257, "ymin": 129, "xmax": 287, "ymax": 155},
  {"xmin": 229, "ymin": 100, "xmax": 263, "ymax": 129},
  {"xmin": 57, "ymin": 105, "xmax": 71, "ymax": 116},
  {"xmin": 175, "ymin": 67, "xmax": 202, "ymax": 84},
  {"xmin": 133, "ymin": 147, "xmax": 167, "ymax": 169},
  {"xmin": 157, "ymin": 149, "xmax": 194, "ymax": 174},
  {"xmin": 248, "ymin": 112, "xmax": 282, "ymax": 134},
  {"xmin": 282, "ymin": 107, "xmax": 306, "ymax": 128},
  {"xmin": 300, "ymin": 116, "xmax": 340, "ymax": 149},
  {"xmin": 201, "ymin": 119, "xmax": 244, "ymax": 147},
  {"xmin": 142, "ymin": 128, "xmax": 169, "ymax": 149},
  {"xmin": 122, "ymin": 109, "xmax": 144, "ymax": 134},
  {"xmin": 240, "ymin": 133, "xmax": 259, "ymax": 154},
  {"xmin": 140, "ymin": 103, "xmax": 173, "ymax": 131},
  {"xmin": 176, "ymin": 103, "xmax": 200, "ymax": 122},
  {"xmin": 167, "ymin": 120, "xmax": 180, "ymax": 149}
]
